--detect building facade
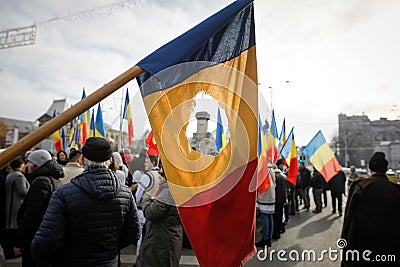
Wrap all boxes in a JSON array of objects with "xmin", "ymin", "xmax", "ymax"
[{"xmin": 337, "ymin": 113, "xmax": 400, "ymax": 170}]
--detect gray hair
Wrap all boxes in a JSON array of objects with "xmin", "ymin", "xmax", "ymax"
[{"xmin": 84, "ymin": 157, "xmax": 110, "ymax": 169}]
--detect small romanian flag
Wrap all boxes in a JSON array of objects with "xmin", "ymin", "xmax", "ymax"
[
  {"xmin": 89, "ymin": 109, "xmax": 95, "ymax": 138},
  {"xmin": 79, "ymin": 88, "xmax": 90, "ymax": 145},
  {"xmin": 303, "ymin": 130, "xmax": 342, "ymax": 182},
  {"xmin": 123, "ymin": 89, "xmax": 134, "ymax": 145},
  {"xmin": 257, "ymin": 114, "xmax": 270, "ymax": 193},
  {"xmin": 280, "ymin": 127, "xmax": 298, "ymax": 185},
  {"xmin": 215, "ymin": 106, "xmax": 226, "ymax": 151},
  {"xmin": 95, "ymin": 103, "xmax": 105, "ymax": 138},
  {"xmin": 267, "ymin": 110, "xmax": 279, "ymax": 164},
  {"xmin": 52, "ymin": 110, "xmax": 63, "ymax": 152}
]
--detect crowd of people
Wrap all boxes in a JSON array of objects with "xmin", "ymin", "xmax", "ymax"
[
  {"xmin": 255, "ymin": 159, "xmax": 346, "ymax": 248},
  {"xmin": 1, "ymin": 139, "xmax": 400, "ymax": 266},
  {"xmin": 256, "ymin": 152, "xmax": 400, "ymax": 266},
  {"xmin": 0, "ymin": 137, "xmax": 184, "ymax": 267}
]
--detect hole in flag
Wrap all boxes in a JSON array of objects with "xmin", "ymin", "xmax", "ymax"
[{"xmin": 186, "ymin": 91, "xmax": 230, "ymax": 156}]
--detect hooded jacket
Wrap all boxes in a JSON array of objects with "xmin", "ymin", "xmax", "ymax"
[
  {"xmin": 16, "ymin": 160, "xmax": 63, "ymax": 247},
  {"xmin": 31, "ymin": 167, "xmax": 140, "ymax": 267}
]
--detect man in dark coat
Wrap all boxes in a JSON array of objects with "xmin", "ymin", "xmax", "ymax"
[
  {"xmin": 31, "ymin": 137, "xmax": 140, "ymax": 267},
  {"xmin": 272, "ymin": 160, "xmax": 288, "ymax": 240},
  {"xmin": 14, "ymin": 150, "xmax": 63, "ymax": 266},
  {"xmin": 328, "ymin": 170, "xmax": 346, "ymax": 216},
  {"xmin": 341, "ymin": 152, "xmax": 400, "ymax": 266},
  {"xmin": 298, "ymin": 162, "xmax": 311, "ymax": 210},
  {"xmin": 310, "ymin": 168, "xmax": 323, "ymax": 213}
]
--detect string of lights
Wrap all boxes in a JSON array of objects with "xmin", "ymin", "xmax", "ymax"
[{"xmin": 0, "ymin": 0, "xmax": 152, "ymax": 49}]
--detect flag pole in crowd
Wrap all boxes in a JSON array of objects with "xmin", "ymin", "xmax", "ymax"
[{"xmin": 0, "ymin": 65, "xmax": 143, "ymax": 167}]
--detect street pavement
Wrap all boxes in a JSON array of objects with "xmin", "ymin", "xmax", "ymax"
[
  {"xmin": 6, "ymin": 195, "xmax": 345, "ymax": 267},
  {"xmin": 246, "ymin": 200, "xmax": 345, "ymax": 267},
  {"xmin": 5, "ymin": 246, "xmax": 199, "ymax": 267}
]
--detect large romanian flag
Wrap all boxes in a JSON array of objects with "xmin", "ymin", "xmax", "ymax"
[
  {"xmin": 136, "ymin": 0, "xmax": 258, "ymax": 266},
  {"xmin": 303, "ymin": 130, "xmax": 342, "ymax": 183}
]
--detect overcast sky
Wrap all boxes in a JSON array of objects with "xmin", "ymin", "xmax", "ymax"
[{"xmin": 1, "ymin": 0, "xmax": 400, "ymax": 146}]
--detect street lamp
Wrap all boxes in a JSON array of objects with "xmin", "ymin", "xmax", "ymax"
[
  {"xmin": 344, "ymin": 131, "xmax": 349, "ymax": 168},
  {"xmin": 268, "ymin": 81, "xmax": 290, "ymax": 110}
]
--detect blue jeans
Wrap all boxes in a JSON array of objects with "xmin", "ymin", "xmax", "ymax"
[{"xmin": 261, "ymin": 213, "xmax": 274, "ymax": 240}]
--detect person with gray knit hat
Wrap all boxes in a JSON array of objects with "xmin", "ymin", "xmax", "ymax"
[
  {"xmin": 32, "ymin": 137, "xmax": 140, "ymax": 266},
  {"xmin": 341, "ymin": 151, "xmax": 400, "ymax": 266},
  {"xmin": 14, "ymin": 150, "xmax": 63, "ymax": 266},
  {"xmin": 27, "ymin": 150, "xmax": 52, "ymax": 168}
]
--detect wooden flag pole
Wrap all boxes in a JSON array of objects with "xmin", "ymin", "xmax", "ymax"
[{"xmin": 0, "ymin": 65, "xmax": 143, "ymax": 168}]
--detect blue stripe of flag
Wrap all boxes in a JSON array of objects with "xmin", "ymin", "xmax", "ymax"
[
  {"xmin": 302, "ymin": 130, "xmax": 326, "ymax": 158},
  {"xmin": 137, "ymin": 0, "xmax": 255, "ymax": 96}
]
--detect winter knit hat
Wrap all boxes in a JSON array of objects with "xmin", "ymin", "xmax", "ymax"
[
  {"xmin": 82, "ymin": 137, "xmax": 112, "ymax": 162},
  {"xmin": 368, "ymin": 152, "xmax": 388, "ymax": 173},
  {"xmin": 28, "ymin": 150, "xmax": 52, "ymax": 167}
]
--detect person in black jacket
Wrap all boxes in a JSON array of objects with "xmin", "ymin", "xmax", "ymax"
[
  {"xmin": 14, "ymin": 150, "xmax": 63, "ymax": 266},
  {"xmin": 272, "ymin": 160, "xmax": 288, "ymax": 240},
  {"xmin": 328, "ymin": 170, "xmax": 346, "ymax": 216},
  {"xmin": 298, "ymin": 162, "xmax": 311, "ymax": 210},
  {"xmin": 31, "ymin": 137, "xmax": 140, "ymax": 267},
  {"xmin": 310, "ymin": 167, "xmax": 323, "ymax": 213}
]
